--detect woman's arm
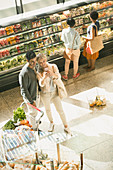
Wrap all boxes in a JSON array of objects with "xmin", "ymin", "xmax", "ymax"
[
  {"xmin": 83, "ymin": 26, "xmax": 97, "ymax": 41},
  {"xmin": 37, "ymin": 72, "xmax": 48, "ymax": 87},
  {"xmin": 51, "ymin": 64, "xmax": 61, "ymax": 80}
]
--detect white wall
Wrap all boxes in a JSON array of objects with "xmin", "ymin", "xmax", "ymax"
[
  {"xmin": 0, "ymin": 0, "xmax": 71, "ymax": 19},
  {"xmin": 0, "ymin": 0, "xmax": 16, "ymax": 19}
]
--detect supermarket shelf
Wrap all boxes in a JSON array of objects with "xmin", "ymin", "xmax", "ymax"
[
  {"xmin": 0, "ymin": 4, "xmax": 112, "ymax": 40},
  {"xmin": 100, "ymin": 24, "xmax": 113, "ymax": 30},
  {"xmin": 0, "ymin": 38, "xmax": 112, "ymax": 75},
  {"xmin": 0, "ymin": 41, "xmax": 63, "ymax": 62},
  {"xmin": 0, "ymin": 31, "xmax": 61, "ymax": 51}
]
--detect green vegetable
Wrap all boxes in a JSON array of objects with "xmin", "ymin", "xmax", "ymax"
[
  {"xmin": 13, "ymin": 107, "xmax": 26, "ymax": 123},
  {"xmin": 2, "ymin": 120, "xmax": 15, "ymax": 131}
]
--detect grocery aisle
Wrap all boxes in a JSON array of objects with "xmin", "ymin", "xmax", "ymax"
[{"xmin": 0, "ymin": 54, "xmax": 113, "ymax": 169}]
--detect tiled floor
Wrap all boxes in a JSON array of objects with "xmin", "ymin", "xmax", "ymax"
[{"xmin": 0, "ymin": 54, "xmax": 113, "ymax": 169}]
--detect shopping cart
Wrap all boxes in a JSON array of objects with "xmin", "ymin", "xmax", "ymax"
[{"xmin": 20, "ymin": 102, "xmax": 44, "ymax": 134}]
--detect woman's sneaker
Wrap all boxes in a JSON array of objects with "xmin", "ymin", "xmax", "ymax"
[
  {"xmin": 62, "ymin": 75, "xmax": 68, "ymax": 81},
  {"xmin": 48, "ymin": 123, "xmax": 55, "ymax": 132},
  {"xmin": 64, "ymin": 127, "xmax": 73, "ymax": 136},
  {"xmin": 73, "ymin": 73, "xmax": 80, "ymax": 79}
]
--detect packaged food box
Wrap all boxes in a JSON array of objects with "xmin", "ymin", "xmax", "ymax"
[
  {"xmin": 24, "ymin": 43, "xmax": 30, "ymax": 51},
  {"xmin": 42, "ymin": 28, "xmax": 48, "ymax": 36},
  {"xmin": 29, "ymin": 32, "xmax": 35, "ymax": 39},
  {"xmin": 32, "ymin": 20, "xmax": 37, "ymax": 28},
  {"xmin": 21, "ymin": 22, "xmax": 28, "ymax": 31},
  {"xmin": 40, "ymin": 18, "xmax": 46, "ymax": 25},
  {"xmin": 34, "ymin": 31, "xmax": 39, "ymax": 38},
  {"xmin": 52, "ymin": 24, "xmax": 58, "ymax": 32},
  {"xmin": 45, "ymin": 16, "xmax": 51, "ymax": 24},
  {"xmin": 47, "ymin": 26, "xmax": 53, "ymax": 34},
  {"xmin": 23, "ymin": 33, "xmax": 29, "ymax": 40},
  {"xmin": 37, "ymin": 20, "xmax": 41, "ymax": 27},
  {"xmin": 38, "ymin": 30, "xmax": 43, "ymax": 37}
]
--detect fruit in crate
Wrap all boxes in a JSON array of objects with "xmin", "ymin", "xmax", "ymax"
[
  {"xmin": 96, "ymin": 99, "xmax": 103, "ymax": 106},
  {"xmin": 89, "ymin": 101, "xmax": 96, "ymax": 107},
  {"xmin": 4, "ymin": 59, "xmax": 11, "ymax": 68},
  {"xmin": 0, "ymin": 61, "xmax": 4, "ymax": 71},
  {"xmin": 5, "ymin": 26, "xmax": 14, "ymax": 35},
  {"xmin": 89, "ymin": 95, "xmax": 106, "ymax": 107}
]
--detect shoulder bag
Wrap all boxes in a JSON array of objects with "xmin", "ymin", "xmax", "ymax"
[
  {"xmin": 52, "ymin": 66, "xmax": 67, "ymax": 100},
  {"xmin": 54, "ymin": 78, "xmax": 67, "ymax": 100},
  {"xmin": 86, "ymin": 25, "xmax": 104, "ymax": 54}
]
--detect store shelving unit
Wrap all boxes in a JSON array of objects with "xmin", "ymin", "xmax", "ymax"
[{"xmin": 0, "ymin": 0, "xmax": 113, "ymax": 92}]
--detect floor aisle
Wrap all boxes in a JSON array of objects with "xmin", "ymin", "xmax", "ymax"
[{"xmin": 0, "ymin": 54, "xmax": 113, "ymax": 170}]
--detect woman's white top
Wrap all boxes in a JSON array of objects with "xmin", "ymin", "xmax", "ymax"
[{"xmin": 61, "ymin": 27, "xmax": 81, "ymax": 50}]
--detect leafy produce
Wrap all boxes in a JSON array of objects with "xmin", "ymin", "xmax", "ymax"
[
  {"xmin": 2, "ymin": 120, "xmax": 15, "ymax": 131},
  {"xmin": 13, "ymin": 107, "xmax": 26, "ymax": 123}
]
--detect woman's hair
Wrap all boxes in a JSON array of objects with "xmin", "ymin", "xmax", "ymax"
[
  {"xmin": 25, "ymin": 50, "xmax": 36, "ymax": 61},
  {"xmin": 37, "ymin": 53, "xmax": 46, "ymax": 62},
  {"xmin": 67, "ymin": 18, "xmax": 75, "ymax": 27},
  {"xmin": 37, "ymin": 53, "xmax": 46, "ymax": 73},
  {"xmin": 90, "ymin": 11, "xmax": 98, "ymax": 20}
]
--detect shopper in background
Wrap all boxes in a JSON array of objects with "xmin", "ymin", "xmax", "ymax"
[
  {"xmin": 61, "ymin": 18, "xmax": 81, "ymax": 81},
  {"xmin": 36, "ymin": 53, "xmax": 72, "ymax": 135},
  {"xmin": 19, "ymin": 50, "xmax": 39, "ymax": 130},
  {"xmin": 82, "ymin": 10, "xmax": 100, "ymax": 71}
]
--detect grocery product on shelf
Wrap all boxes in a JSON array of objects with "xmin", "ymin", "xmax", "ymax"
[
  {"xmin": 0, "ymin": 28, "xmax": 6, "ymax": 37},
  {"xmin": 5, "ymin": 26, "xmax": 14, "ymax": 35},
  {"xmin": 13, "ymin": 24, "xmax": 22, "ymax": 33}
]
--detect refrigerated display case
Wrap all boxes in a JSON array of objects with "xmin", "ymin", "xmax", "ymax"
[{"xmin": 0, "ymin": 0, "xmax": 113, "ymax": 92}]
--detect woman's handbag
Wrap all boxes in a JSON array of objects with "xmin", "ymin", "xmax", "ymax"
[
  {"xmin": 86, "ymin": 35, "xmax": 104, "ymax": 54},
  {"xmin": 86, "ymin": 25, "xmax": 104, "ymax": 54},
  {"xmin": 63, "ymin": 50, "xmax": 72, "ymax": 60},
  {"xmin": 53, "ymin": 78, "xmax": 67, "ymax": 100},
  {"xmin": 52, "ymin": 65, "xmax": 67, "ymax": 100},
  {"xmin": 63, "ymin": 32, "xmax": 77, "ymax": 61}
]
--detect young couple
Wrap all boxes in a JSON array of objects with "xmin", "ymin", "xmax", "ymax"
[{"xmin": 19, "ymin": 50, "xmax": 72, "ymax": 135}]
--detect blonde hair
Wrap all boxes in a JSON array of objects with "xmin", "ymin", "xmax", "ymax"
[{"xmin": 37, "ymin": 53, "xmax": 46, "ymax": 61}]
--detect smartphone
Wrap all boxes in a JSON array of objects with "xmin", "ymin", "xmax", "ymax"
[{"xmin": 44, "ymin": 68, "xmax": 48, "ymax": 72}]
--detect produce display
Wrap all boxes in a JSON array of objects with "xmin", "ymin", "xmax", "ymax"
[
  {"xmin": 0, "ymin": 0, "xmax": 113, "ymax": 73},
  {"xmin": 2, "ymin": 107, "xmax": 32, "ymax": 131}
]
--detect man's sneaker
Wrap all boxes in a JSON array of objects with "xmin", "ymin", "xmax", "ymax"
[
  {"xmin": 73, "ymin": 73, "xmax": 80, "ymax": 79},
  {"xmin": 62, "ymin": 75, "xmax": 68, "ymax": 81},
  {"xmin": 48, "ymin": 123, "xmax": 55, "ymax": 132},
  {"xmin": 64, "ymin": 127, "xmax": 73, "ymax": 136}
]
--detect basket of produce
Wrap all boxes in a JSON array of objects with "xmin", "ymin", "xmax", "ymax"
[{"xmin": 89, "ymin": 95, "xmax": 106, "ymax": 107}]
